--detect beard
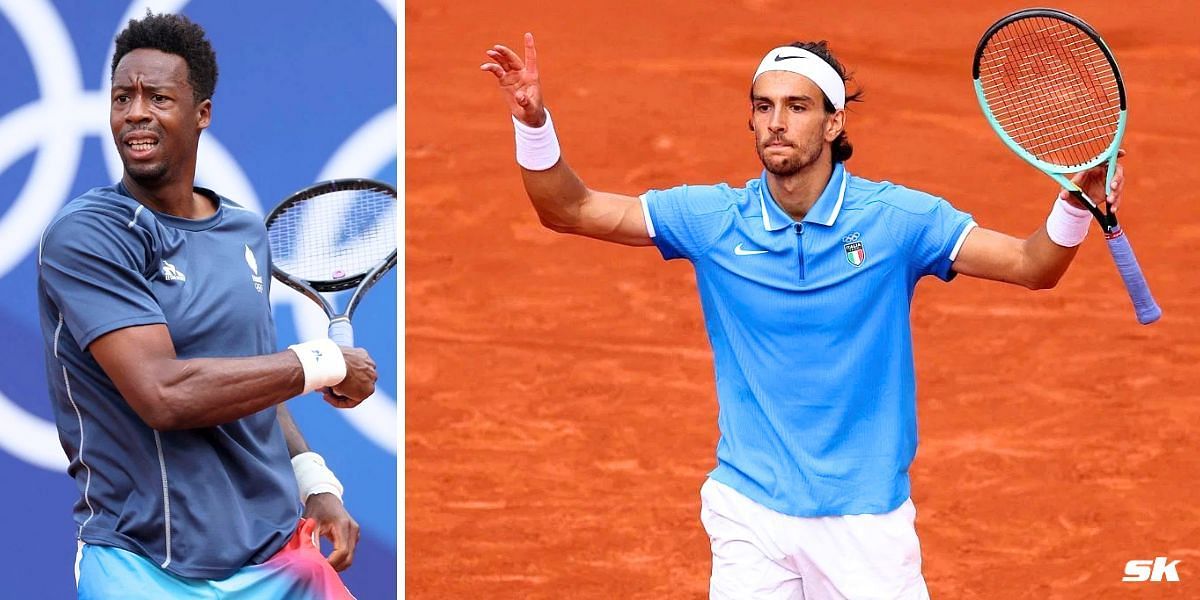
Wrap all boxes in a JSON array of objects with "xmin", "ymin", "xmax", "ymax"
[
  {"xmin": 756, "ymin": 138, "xmax": 824, "ymax": 177},
  {"xmin": 123, "ymin": 158, "xmax": 171, "ymax": 184}
]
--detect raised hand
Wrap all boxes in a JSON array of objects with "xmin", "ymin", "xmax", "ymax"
[
  {"xmin": 1059, "ymin": 148, "xmax": 1126, "ymax": 213},
  {"xmin": 481, "ymin": 32, "xmax": 546, "ymax": 127}
]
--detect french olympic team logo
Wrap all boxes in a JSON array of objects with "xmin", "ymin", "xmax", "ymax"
[
  {"xmin": 246, "ymin": 244, "xmax": 264, "ymax": 292},
  {"xmin": 0, "ymin": 0, "xmax": 397, "ymax": 470}
]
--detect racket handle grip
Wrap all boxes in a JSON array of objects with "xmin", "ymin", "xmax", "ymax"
[
  {"xmin": 1105, "ymin": 227, "xmax": 1162, "ymax": 325},
  {"xmin": 328, "ymin": 319, "xmax": 355, "ymax": 346}
]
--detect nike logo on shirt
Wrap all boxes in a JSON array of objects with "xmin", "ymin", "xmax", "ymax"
[{"xmin": 734, "ymin": 243, "xmax": 769, "ymax": 256}]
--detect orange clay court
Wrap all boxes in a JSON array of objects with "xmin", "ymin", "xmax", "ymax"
[{"xmin": 406, "ymin": 1, "xmax": 1200, "ymax": 598}]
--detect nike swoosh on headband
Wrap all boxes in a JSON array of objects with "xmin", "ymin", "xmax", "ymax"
[{"xmin": 754, "ymin": 46, "xmax": 846, "ymax": 109}]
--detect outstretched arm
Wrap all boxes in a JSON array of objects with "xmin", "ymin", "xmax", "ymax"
[
  {"xmin": 953, "ymin": 153, "xmax": 1125, "ymax": 289},
  {"xmin": 481, "ymin": 33, "xmax": 653, "ymax": 246}
]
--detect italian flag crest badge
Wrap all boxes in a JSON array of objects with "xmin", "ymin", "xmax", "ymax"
[{"xmin": 843, "ymin": 232, "xmax": 865, "ymax": 267}]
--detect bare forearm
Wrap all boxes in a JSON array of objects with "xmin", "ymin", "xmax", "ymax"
[
  {"xmin": 145, "ymin": 351, "xmax": 304, "ymax": 430},
  {"xmin": 954, "ymin": 226, "xmax": 1081, "ymax": 289},
  {"xmin": 520, "ymin": 159, "xmax": 591, "ymax": 232},
  {"xmin": 1018, "ymin": 226, "xmax": 1081, "ymax": 289},
  {"xmin": 277, "ymin": 404, "xmax": 311, "ymax": 457}
]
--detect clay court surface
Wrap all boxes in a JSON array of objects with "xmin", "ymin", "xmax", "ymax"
[{"xmin": 406, "ymin": 1, "xmax": 1200, "ymax": 597}]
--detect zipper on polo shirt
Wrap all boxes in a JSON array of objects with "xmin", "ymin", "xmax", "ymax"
[{"xmin": 794, "ymin": 223, "xmax": 805, "ymax": 281}]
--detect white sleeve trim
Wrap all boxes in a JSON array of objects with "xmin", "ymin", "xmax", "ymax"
[
  {"xmin": 949, "ymin": 221, "xmax": 977, "ymax": 261},
  {"xmin": 639, "ymin": 194, "xmax": 656, "ymax": 238}
]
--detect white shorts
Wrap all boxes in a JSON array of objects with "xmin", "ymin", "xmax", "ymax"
[{"xmin": 700, "ymin": 478, "xmax": 930, "ymax": 600}]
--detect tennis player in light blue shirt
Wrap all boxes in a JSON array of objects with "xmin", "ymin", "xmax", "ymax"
[
  {"xmin": 483, "ymin": 33, "xmax": 1126, "ymax": 600},
  {"xmin": 643, "ymin": 161, "xmax": 974, "ymax": 519}
]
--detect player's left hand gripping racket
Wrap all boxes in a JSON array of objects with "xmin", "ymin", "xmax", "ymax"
[
  {"xmin": 973, "ymin": 8, "xmax": 1161, "ymax": 325},
  {"xmin": 266, "ymin": 179, "xmax": 398, "ymax": 346}
]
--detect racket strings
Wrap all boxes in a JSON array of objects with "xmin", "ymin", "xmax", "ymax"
[
  {"xmin": 978, "ymin": 16, "xmax": 1121, "ymax": 168},
  {"xmin": 981, "ymin": 48, "xmax": 1115, "ymax": 147},
  {"xmin": 979, "ymin": 23, "xmax": 1115, "ymax": 122},
  {"xmin": 267, "ymin": 185, "xmax": 398, "ymax": 283}
]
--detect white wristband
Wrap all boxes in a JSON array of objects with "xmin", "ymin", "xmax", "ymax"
[
  {"xmin": 288, "ymin": 339, "xmax": 346, "ymax": 394},
  {"xmin": 292, "ymin": 451, "xmax": 344, "ymax": 503},
  {"xmin": 513, "ymin": 108, "xmax": 561, "ymax": 171},
  {"xmin": 1045, "ymin": 198, "xmax": 1092, "ymax": 247}
]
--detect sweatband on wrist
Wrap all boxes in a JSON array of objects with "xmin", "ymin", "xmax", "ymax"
[
  {"xmin": 292, "ymin": 451, "xmax": 344, "ymax": 503},
  {"xmin": 1045, "ymin": 198, "xmax": 1092, "ymax": 247},
  {"xmin": 513, "ymin": 108, "xmax": 561, "ymax": 171},
  {"xmin": 288, "ymin": 339, "xmax": 346, "ymax": 394}
]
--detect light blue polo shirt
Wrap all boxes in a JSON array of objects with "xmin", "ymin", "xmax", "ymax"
[{"xmin": 641, "ymin": 163, "xmax": 975, "ymax": 517}]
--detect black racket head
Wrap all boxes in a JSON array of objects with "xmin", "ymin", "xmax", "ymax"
[
  {"xmin": 265, "ymin": 178, "xmax": 398, "ymax": 293},
  {"xmin": 972, "ymin": 8, "xmax": 1126, "ymax": 170}
]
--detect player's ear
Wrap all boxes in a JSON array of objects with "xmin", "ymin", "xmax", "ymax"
[
  {"xmin": 824, "ymin": 109, "xmax": 845, "ymax": 142},
  {"xmin": 196, "ymin": 98, "xmax": 212, "ymax": 131},
  {"xmin": 748, "ymin": 118, "xmax": 754, "ymax": 132}
]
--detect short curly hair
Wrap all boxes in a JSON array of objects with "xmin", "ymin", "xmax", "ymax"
[{"xmin": 111, "ymin": 11, "xmax": 218, "ymax": 103}]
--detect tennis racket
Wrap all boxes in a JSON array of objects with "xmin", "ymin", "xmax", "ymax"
[
  {"xmin": 265, "ymin": 178, "xmax": 398, "ymax": 346},
  {"xmin": 973, "ymin": 8, "xmax": 1161, "ymax": 325}
]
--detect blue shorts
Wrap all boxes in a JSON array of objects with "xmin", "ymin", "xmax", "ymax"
[{"xmin": 76, "ymin": 518, "xmax": 354, "ymax": 599}]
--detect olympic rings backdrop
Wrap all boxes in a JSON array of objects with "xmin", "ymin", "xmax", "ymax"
[{"xmin": 0, "ymin": 1, "xmax": 397, "ymax": 596}]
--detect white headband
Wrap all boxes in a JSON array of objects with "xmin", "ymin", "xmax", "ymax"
[{"xmin": 752, "ymin": 47, "xmax": 846, "ymax": 110}]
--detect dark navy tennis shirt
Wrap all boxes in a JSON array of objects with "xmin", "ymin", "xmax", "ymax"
[{"xmin": 37, "ymin": 183, "xmax": 300, "ymax": 579}]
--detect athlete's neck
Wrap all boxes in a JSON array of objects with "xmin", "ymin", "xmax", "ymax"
[
  {"xmin": 121, "ymin": 174, "xmax": 216, "ymax": 220},
  {"xmin": 765, "ymin": 157, "xmax": 834, "ymax": 222}
]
